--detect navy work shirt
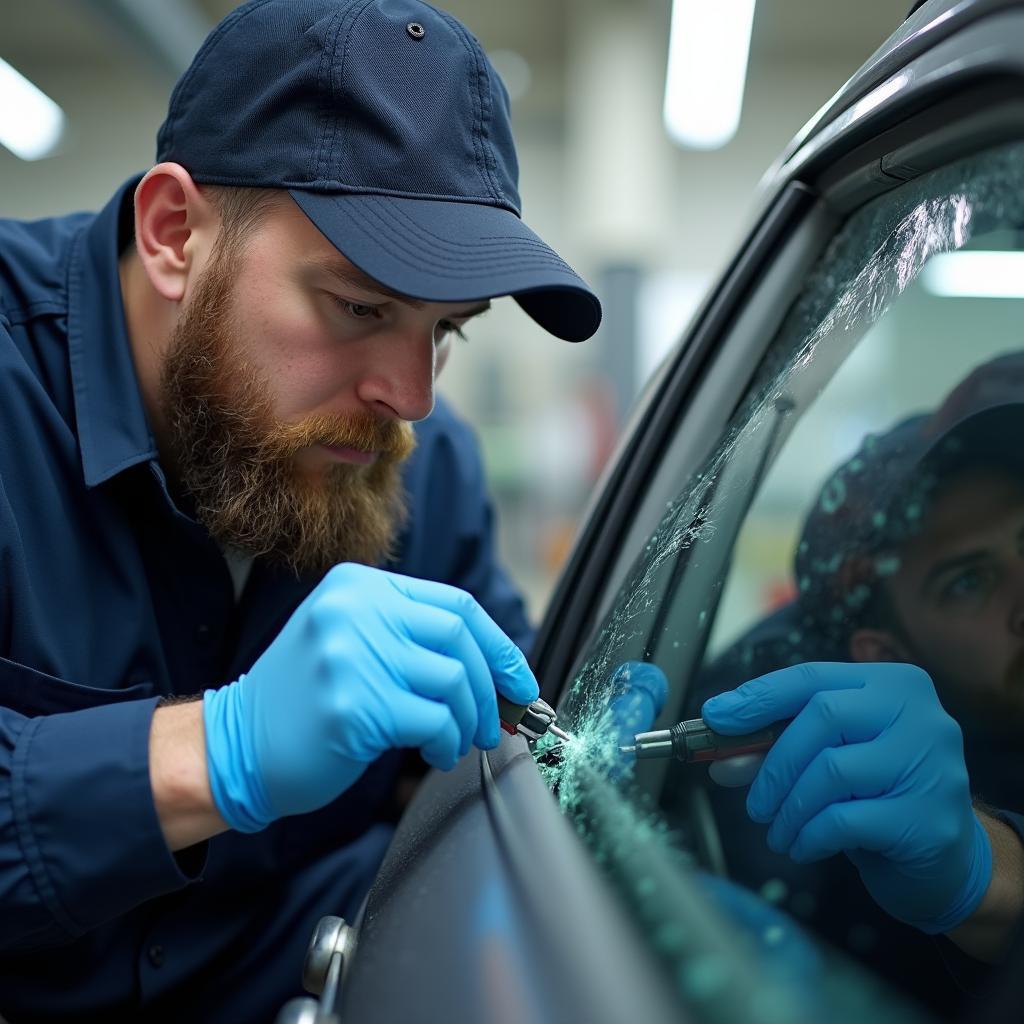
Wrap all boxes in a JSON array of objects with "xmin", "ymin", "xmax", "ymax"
[{"xmin": 0, "ymin": 178, "xmax": 532, "ymax": 1018}]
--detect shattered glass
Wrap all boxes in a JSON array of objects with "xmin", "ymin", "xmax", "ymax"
[{"xmin": 539, "ymin": 139, "xmax": 1024, "ymax": 1020}]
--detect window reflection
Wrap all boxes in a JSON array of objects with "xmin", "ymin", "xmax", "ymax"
[{"xmin": 549, "ymin": 141, "xmax": 1024, "ymax": 1019}]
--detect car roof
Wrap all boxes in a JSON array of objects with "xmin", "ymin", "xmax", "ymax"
[{"xmin": 780, "ymin": 0, "xmax": 1019, "ymax": 162}]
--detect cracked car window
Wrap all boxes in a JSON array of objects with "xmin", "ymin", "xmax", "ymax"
[{"xmin": 541, "ymin": 140, "xmax": 1024, "ymax": 1020}]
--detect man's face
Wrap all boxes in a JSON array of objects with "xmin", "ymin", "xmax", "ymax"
[
  {"xmin": 159, "ymin": 195, "xmax": 490, "ymax": 574},
  {"xmin": 869, "ymin": 467, "xmax": 1024, "ymax": 717}
]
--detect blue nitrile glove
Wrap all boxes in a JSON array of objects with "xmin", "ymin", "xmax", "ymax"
[
  {"xmin": 605, "ymin": 661, "xmax": 668, "ymax": 780},
  {"xmin": 701, "ymin": 662, "xmax": 992, "ymax": 934},
  {"xmin": 203, "ymin": 563, "xmax": 539, "ymax": 833}
]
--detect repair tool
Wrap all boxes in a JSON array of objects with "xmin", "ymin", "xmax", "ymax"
[
  {"xmin": 498, "ymin": 695, "xmax": 573, "ymax": 743},
  {"xmin": 621, "ymin": 717, "xmax": 787, "ymax": 763}
]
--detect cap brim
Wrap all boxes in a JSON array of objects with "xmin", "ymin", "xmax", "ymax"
[
  {"xmin": 919, "ymin": 401, "xmax": 1024, "ymax": 471},
  {"xmin": 857, "ymin": 401, "xmax": 1024, "ymax": 518},
  {"xmin": 289, "ymin": 190, "xmax": 601, "ymax": 342}
]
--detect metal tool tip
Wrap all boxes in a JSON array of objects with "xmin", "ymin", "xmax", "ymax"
[{"xmin": 620, "ymin": 744, "xmax": 637, "ymax": 754}]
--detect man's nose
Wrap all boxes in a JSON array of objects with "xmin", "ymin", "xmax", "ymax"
[{"xmin": 354, "ymin": 329, "xmax": 436, "ymax": 423}]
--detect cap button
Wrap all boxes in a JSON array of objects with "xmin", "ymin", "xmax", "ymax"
[{"xmin": 406, "ymin": 22, "xmax": 426, "ymax": 40}]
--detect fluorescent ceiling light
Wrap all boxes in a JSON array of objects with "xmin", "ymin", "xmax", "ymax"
[
  {"xmin": 663, "ymin": 0, "xmax": 756, "ymax": 150},
  {"xmin": 920, "ymin": 251, "xmax": 1024, "ymax": 298},
  {"xmin": 0, "ymin": 57, "xmax": 65, "ymax": 161}
]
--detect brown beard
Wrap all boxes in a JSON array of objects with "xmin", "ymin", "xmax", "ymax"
[{"xmin": 158, "ymin": 240, "xmax": 416, "ymax": 576}]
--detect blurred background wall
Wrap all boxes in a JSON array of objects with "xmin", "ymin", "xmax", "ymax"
[{"xmin": 0, "ymin": 0, "xmax": 905, "ymax": 619}]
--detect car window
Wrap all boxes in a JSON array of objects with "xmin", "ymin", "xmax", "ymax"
[{"xmin": 542, "ymin": 139, "xmax": 1024, "ymax": 1019}]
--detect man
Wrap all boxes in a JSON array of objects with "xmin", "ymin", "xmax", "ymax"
[
  {"xmin": 704, "ymin": 354, "xmax": 1024, "ymax": 1012},
  {"xmin": 0, "ymin": 1, "xmax": 600, "ymax": 1019},
  {"xmin": 795, "ymin": 353, "xmax": 1024, "ymax": 742}
]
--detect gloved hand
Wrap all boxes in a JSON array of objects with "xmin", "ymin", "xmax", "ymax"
[
  {"xmin": 702, "ymin": 662, "xmax": 992, "ymax": 934},
  {"xmin": 604, "ymin": 661, "xmax": 668, "ymax": 780},
  {"xmin": 203, "ymin": 563, "xmax": 539, "ymax": 833}
]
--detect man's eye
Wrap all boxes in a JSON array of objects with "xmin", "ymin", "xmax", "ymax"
[
  {"xmin": 339, "ymin": 300, "xmax": 378, "ymax": 320},
  {"xmin": 941, "ymin": 568, "xmax": 993, "ymax": 604}
]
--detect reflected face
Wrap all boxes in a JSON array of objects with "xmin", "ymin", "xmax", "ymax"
[
  {"xmin": 159, "ymin": 197, "xmax": 490, "ymax": 573},
  {"xmin": 881, "ymin": 468, "xmax": 1024, "ymax": 713}
]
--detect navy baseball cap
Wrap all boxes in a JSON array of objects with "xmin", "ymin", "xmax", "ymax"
[
  {"xmin": 796, "ymin": 351, "xmax": 1024, "ymax": 633},
  {"xmin": 155, "ymin": 0, "xmax": 601, "ymax": 342}
]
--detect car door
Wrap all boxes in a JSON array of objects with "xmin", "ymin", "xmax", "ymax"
[{"xmin": 313, "ymin": 2, "xmax": 1024, "ymax": 1022}]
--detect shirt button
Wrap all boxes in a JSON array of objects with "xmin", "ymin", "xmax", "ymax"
[
  {"xmin": 147, "ymin": 944, "xmax": 164, "ymax": 968},
  {"xmin": 195, "ymin": 623, "xmax": 212, "ymax": 645}
]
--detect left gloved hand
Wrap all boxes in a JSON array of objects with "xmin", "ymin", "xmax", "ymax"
[
  {"xmin": 702, "ymin": 662, "xmax": 992, "ymax": 934},
  {"xmin": 203, "ymin": 563, "xmax": 538, "ymax": 833}
]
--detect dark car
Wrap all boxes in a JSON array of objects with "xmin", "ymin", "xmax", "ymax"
[{"xmin": 283, "ymin": 1, "xmax": 1024, "ymax": 1021}]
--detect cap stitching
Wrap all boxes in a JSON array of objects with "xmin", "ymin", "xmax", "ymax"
[
  {"xmin": 342, "ymin": 199, "xmax": 576, "ymax": 274},
  {"xmin": 159, "ymin": 0, "xmax": 277, "ymax": 158},
  {"xmin": 312, "ymin": 9, "xmax": 351, "ymax": 182},
  {"xmin": 311, "ymin": 13, "xmax": 342, "ymax": 179},
  {"xmin": 361, "ymin": 194, "xmax": 567, "ymax": 262},
  {"xmin": 358, "ymin": 196, "xmax": 547, "ymax": 258},
  {"xmin": 360, "ymin": 193, "xmax": 561, "ymax": 256},
  {"xmin": 434, "ymin": 8, "xmax": 498, "ymax": 205},
  {"xmin": 318, "ymin": 0, "xmax": 379, "ymax": 184},
  {"xmin": 461, "ymin": 27, "xmax": 506, "ymax": 207},
  {"xmin": 347, "ymin": 219, "xmax": 571, "ymax": 273},
  {"xmin": 472, "ymin": 41, "xmax": 503, "ymax": 203}
]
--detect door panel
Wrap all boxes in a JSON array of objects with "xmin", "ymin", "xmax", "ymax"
[{"xmin": 338, "ymin": 739, "xmax": 682, "ymax": 1024}]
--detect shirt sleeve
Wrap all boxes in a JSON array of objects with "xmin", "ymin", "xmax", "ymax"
[
  {"xmin": 0, "ymin": 453, "xmax": 200, "ymax": 951},
  {"xmin": 1, "ymin": 696, "xmax": 202, "ymax": 952},
  {"xmin": 395, "ymin": 399, "xmax": 535, "ymax": 655}
]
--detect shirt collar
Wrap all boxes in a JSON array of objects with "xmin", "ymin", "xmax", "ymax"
[{"xmin": 67, "ymin": 174, "xmax": 158, "ymax": 487}]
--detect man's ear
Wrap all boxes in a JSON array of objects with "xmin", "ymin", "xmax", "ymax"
[
  {"xmin": 849, "ymin": 628, "xmax": 910, "ymax": 664},
  {"xmin": 133, "ymin": 163, "xmax": 219, "ymax": 303}
]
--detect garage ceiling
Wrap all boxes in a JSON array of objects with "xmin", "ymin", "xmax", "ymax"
[{"xmin": 3, "ymin": 0, "xmax": 909, "ymax": 91}]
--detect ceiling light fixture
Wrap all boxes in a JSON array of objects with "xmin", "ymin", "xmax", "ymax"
[
  {"xmin": 0, "ymin": 57, "xmax": 65, "ymax": 161},
  {"xmin": 920, "ymin": 251, "xmax": 1024, "ymax": 298},
  {"xmin": 663, "ymin": 0, "xmax": 757, "ymax": 150}
]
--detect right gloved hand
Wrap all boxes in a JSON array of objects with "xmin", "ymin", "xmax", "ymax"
[
  {"xmin": 702, "ymin": 662, "xmax": 992, "ymax": 934},
  {"xmin": 203, "ymin": 563, "xmax": 539, "ymax": 833}
]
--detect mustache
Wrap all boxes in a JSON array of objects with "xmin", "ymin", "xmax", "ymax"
[
  {"xmin": 259, "ymin": 411, "xmax": 416, "ymax": 461},
  {"xmin": 159, "ymin": 237, "xmax": 415, "ymax": 574}
]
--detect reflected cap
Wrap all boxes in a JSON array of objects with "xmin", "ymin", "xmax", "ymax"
[
  {"xmin": 156, "ymin": 0, "xmax": 601, "ymax": 342},
  {"xmin": 796, "ymin": 351, "xmax": 1024, "ymax": 632}
]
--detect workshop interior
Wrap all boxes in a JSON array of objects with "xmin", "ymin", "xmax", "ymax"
[
  {"xmin": 2, "ymin": 0, "xmax": 905, "ymax": 623},
  {"xmin": 4, "ymin": 1, "xmax": 1024, "ymax": 1022}
]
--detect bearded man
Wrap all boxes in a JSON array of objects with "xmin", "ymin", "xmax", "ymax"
[{"xmin": 0, "ymin": 2, "xmax": 600, "ymax": 1019}]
